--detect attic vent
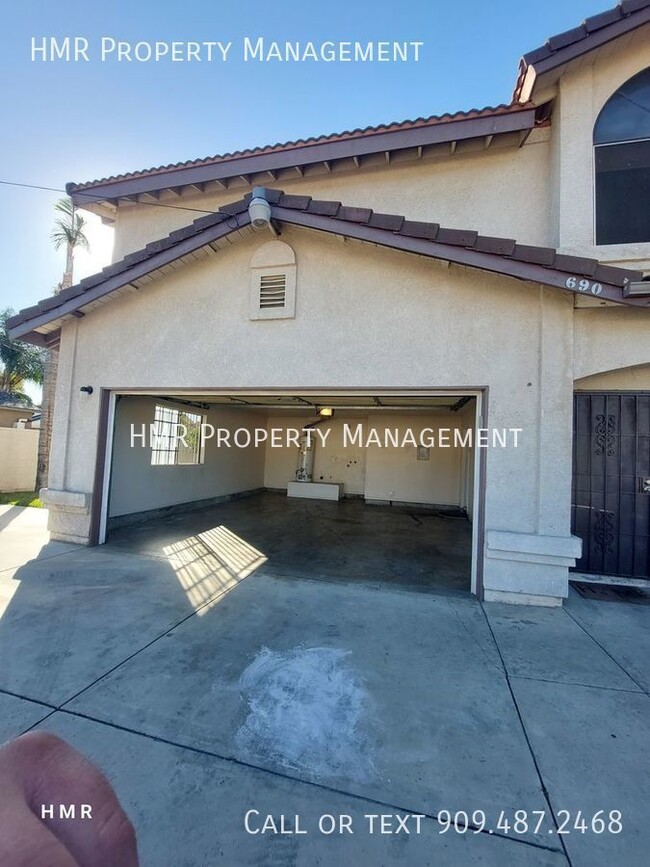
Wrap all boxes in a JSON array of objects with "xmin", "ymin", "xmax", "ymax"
[
  {"xmin": 250, "ymin": 240, "xmax": 296, "ymax": 320},
  {"xmin": 259, "ymin": 273, "xmax": 287, "ymax": 309}
]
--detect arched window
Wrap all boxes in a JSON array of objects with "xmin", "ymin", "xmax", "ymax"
[{"xmin": 594, "ymin": 67, "xmax": 650, "ymax": 245}]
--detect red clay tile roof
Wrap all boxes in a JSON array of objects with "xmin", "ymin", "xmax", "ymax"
[
  {"xmin": 514, "ymin": 0, "xmax": 650, "ymax": 100},
  {"xmin": 67, "ymin": 104, "xmax": 534, "ymax": 194},
  {"xmin": 66, "ymin": 3, "xmax": 650, "ymax": 198},
  {"xmin": 8, "ymin": 189, "xmax": 647, "ymax": 342}
]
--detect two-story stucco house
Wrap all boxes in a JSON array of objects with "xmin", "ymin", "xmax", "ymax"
[{"xmin": 8, "ymin": 1, "xmax": 650, "ymax": 605}]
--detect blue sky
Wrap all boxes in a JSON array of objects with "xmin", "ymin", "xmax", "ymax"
[{"xmin": 1, "ymin": 0, "xmax": 611, "ymax": 320}]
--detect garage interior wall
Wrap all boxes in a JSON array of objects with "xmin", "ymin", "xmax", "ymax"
[
  {"xmin": 264, "ymin": 409, "xmax": 475, "ymax": 508},
  {"xmin": 263, "ymin": 414, "xmax": 367, "ymax": 495},
  {"xmin": 363, "ymin": 411, "xmax": 468, "ymax": 506},
  {"xmin": 109, "ymin": 398, "xmax": 266, "ymax": 517},
  {"xmin": 109, "ymin": 398, "xmax": 477, "ymax": 520}
]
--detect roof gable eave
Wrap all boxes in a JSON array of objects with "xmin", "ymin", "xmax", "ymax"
[
  {"xmin": 8, "ymin": 189, "xmax": 648, "ymax": 344},
  {"xmin": 67, "ymin": 105, "xmax": 539, "ymax": 208},
  {"xmin": 514, "ymin": 0, "xmax": 650, "ymax": 103},
  {"xmin": 7, "ymin": 209, "xmax": 251, "ymax": 342}
]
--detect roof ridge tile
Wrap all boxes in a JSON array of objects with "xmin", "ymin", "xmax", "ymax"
[
  {"xmin": 547, "ymin": 24, "xmax": 589, "ymax": 52},
  {"xmin": 584, "ymin": 7, "xmax": 623, "ymax": 31},
  {"xmin": 621, "ymin": 0, "xmax": 650, "ymax": 13},
  {"xmin": 511, "ymin": 244, "xmax": 556, "ymax": 266},
  {"xmin": 435, "ymin": 227, "xmax": 478, "ymax": 247},
  {"xmin": 400, "ymin": 220, "xmax": 440, "ymax": 240}
]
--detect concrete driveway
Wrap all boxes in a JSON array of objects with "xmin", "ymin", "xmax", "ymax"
[{"xmin": 1, "ymin": 504, "xmax": 649, "ymax": 866}]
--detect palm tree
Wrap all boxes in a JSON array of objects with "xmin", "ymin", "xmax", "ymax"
[
  {"xmin": 0, "ymin": 308, "xmax": 44, "ymax": 401},
  {"xmin": 51, "ymin": 198, "xmax": 90, "ymax": 291},
  {"xmin": 36, "ymin": 198, "xmax": 90, "ymax": 490}
]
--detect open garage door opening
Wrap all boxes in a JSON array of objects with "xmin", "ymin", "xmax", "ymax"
[{"xmin": 98, "ymin": 392, "xmax": 483, "ymax": 598}]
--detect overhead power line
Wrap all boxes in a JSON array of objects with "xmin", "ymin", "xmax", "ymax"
[{"xmin": 0, "ymin": 178, "xmax": 221, "ymax": 216}]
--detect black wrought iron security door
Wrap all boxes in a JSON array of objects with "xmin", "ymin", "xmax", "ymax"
[{"xmin": 572, "ymin": 393, "xmax": 650, "ymax": 578}]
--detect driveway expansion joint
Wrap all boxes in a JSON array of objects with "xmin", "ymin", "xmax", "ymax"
[
  {"xmin": 508, "ymin": 673, "xmax": 646, "ymax": 694},
  {"xmin": 0, "ymin": 546, "xmax": 81, "ymax": 575},
  {"xmin": 55, "ymin": 583, "xmax": 247, "ymax": 710},
  {"xmin": 51, "ymin": 706, "xmax": 567, "ymax": 857},
  {"xmin": 563, "ymin": 607, "xmax": 650, "ymax": 697},
  {"xmin": 479, "ymin": 601, "xmax": 575, "ymax": 867}
]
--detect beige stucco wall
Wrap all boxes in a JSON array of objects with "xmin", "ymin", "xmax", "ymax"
[
  {"xmin": 0, "ymin": 407, "xmax": 36, "ymax": 429},
  {"xmin": 110, "ymin": 130, "xmax": 553, "ymax": 262},
  {"xmin": 0, "ymin": 429, "xmax": 38, "ymax": 492},
  {"xmin": 552, "ymin": 25, "xmax": 650, "ymax": 268},
  {"xmin": 47, "ymin": 225, "xmax": 593, "ymax": 598},
  {"xmin": 573, "ymin": 307, "xmax": 650, "ymax": 381},
  {"xmin": 109, "ymin": 397, "xmax": 265, "ymax": 517},
  {"xmin": 574, "ymin": 363, "xmax": 650, "ymax": 391}
]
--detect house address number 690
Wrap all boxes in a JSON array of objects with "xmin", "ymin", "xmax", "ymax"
[{"xmin": 565, "ymin": 276, "xmax": 603, "ymax": 295}]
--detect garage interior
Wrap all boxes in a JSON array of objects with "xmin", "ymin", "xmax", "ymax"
[{"xmin": 103, "ymin": 394, "xmax": 478, "ymax": 596}]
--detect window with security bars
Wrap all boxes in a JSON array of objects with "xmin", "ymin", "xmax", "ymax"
[{"xmin": 151, "ymin": 404, "xmax": 205, "ymax": 466}]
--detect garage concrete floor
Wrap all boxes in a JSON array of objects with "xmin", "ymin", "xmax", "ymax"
[
  {"xmin": 1, "ymin": 504, "xmax": 649, "ymax": 866},
  {"xmin": 107, "ymin": 491, "xmax": 474, "ymax": 595}
]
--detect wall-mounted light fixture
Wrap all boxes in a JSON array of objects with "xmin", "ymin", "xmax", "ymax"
[
  {"xmin": 248, "ymin": 187, "xmax": 272, "ymax": 229},
  {"xmin": 80, "ymin": 386, "xmax": 94, "ymax": 395},
  {"xmin": 319, "ymin": 407, "xmax": 334, "ymax": 417},
  {"xmin": 248, "ymin": 187, "xmax": 279, "ymax": 236}
]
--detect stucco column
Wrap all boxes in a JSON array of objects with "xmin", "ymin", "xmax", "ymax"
[
  {"xmin": 483, "ymin": 288, "xmax": 582, "ymax": 605},
  {"xmin": 41, "ymin": 320, "xmax": 92, "ymax": 544},
  {"xmin": 557, "ymin": 66, "xmax": 595, "ymax": 252},
  {"xmin": 45, "ymin": 322, "xmax": 75, "ymax": 491},
  {"xmin": 536, "ymin": 288, "xmax": 574, "ymax": 536}
]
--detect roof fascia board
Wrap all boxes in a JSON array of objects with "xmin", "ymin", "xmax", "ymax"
[
  {"xmin": 70, "ymin": 110, "xmax": 536, "ymax": 206},
  {"xmin": 10, "ymin": 216, "xmax": 249, "ymax": 339},
  {"xmin": 272, "ymin": 207, "xmax": 646, "ymax": 306}
]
